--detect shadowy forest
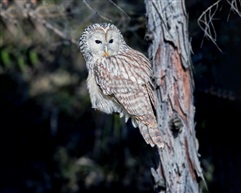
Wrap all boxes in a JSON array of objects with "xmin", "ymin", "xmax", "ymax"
[{"xmin": 0, "ymin": 0, "xmax": 241, "ymax": 193}]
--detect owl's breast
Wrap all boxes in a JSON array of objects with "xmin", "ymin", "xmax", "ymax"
[{"xmin": 87, "ymin": 71, "xmax": 122, "ymax": 114}]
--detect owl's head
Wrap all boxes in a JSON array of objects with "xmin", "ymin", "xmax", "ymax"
[{"xmin": 79, "ymin": 23, "xmax": 127, "ymax": 62}]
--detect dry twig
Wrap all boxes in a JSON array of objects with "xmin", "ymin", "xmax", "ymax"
[
  {"xmin": 227, "ymin": 0, "xmax": 241, "ymax": 20},
  {"xmin": 109, "ymin": 0, "xmax": 130, "ymax": 21},
  {"xmin": 83, "ymin": 0, "xmax": 112, "ymax": 22},
  {"xmin": 198, "ymin": 0, "xmax": 222, "ymax": 52}
]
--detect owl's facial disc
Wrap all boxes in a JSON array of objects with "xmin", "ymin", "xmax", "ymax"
[
  {"xmin": 88, "ymin": 29, "xmax": 121, "ymax": 58},
  {"xmin": 104, "ymin": 29, "xmax": 120, "ymax": 57}
]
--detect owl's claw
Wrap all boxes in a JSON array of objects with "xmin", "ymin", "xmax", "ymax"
[
  {"xmin": 125, "ymin": 115, "xmax": 129, "ymax": 123},
  {"xmin": 131, "ymin": 118, "xmax": 137, "ymax": 128},
  {"xmin": 119, "ymin": 112, "xmax": 124, "ymax": 118}
]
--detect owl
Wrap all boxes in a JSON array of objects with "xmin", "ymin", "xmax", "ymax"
[{"xmin": 79, "ymin": 23, "xmax": 164, "ymax": 148}]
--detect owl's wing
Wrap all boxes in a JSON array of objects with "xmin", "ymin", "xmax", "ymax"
[
  {"xmin": 94, "ymin": 50, "xmax": 164, "ymax": 148},
  {"xmin": 94, "ymin": 49, "xmax": 156, "ymax": 117}
]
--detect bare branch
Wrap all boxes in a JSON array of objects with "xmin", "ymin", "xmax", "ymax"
[
  {"xmin": 34, "ymin": 16, "xmax": 79, "ymax": 46},
  {"xmin": 23, "ymin": 5, "xmax": 79, "ymax": 45},
  {"xmin": 227, "ymin": 0, "xmax": 241, "ymax": 19},
  {"xmin": 198, "ymin": 0, "xmax": 222, "ymax": 52},
  {"xmin": 109, "ymin": 0, "xmax": 131, "ymax": 21},
  {"xmin": 83, "ymin": 0, "xmax": 112, "ymax": 22}
]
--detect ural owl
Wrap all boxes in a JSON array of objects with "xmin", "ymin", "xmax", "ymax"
[{"xmin": 79, "ymin": 23, "xmax": 164, "ymax": 148}]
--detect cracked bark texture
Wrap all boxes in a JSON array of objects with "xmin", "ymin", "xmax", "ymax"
[{"xmin": 145, "ymin": 0, "xmax": 204, "ymax": 192}]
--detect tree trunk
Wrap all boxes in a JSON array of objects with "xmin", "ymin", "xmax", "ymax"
[{"xmin": 145, "ymin": 0, "xmax": 204, "ymax": 192}]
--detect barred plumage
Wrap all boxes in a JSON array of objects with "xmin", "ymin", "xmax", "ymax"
[{"xmin": 79, "ymin": 23, "xmax": 164, "ymax": 148}]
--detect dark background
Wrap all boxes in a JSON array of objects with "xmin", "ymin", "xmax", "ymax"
[{"xmin": 0, "ymin": 0, "xmax": 241, "ymax": 192}]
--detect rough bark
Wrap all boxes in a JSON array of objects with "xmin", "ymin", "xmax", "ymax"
[{"xmin": 145, "ymin": 0, "xmax": 204, "ymax": 192}]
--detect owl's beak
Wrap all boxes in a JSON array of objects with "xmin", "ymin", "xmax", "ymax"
[{"xmin": 103, "ymin": 46, "xmax": 109, "ymax": 57}]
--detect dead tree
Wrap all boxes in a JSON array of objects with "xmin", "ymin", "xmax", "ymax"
[{"xmin": 145, "ymin": 1, "xmax": 205, "ymax": 192}]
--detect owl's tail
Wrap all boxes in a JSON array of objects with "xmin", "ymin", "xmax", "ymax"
[{"xmin": 137, "ymin": 121, "xmax": 164, "ymax": 148}]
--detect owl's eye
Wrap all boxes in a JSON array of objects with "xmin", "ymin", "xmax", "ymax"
[
  {"xmin": 95, "ymin": 40, "xmax": 102, "ymax": 44},
  {"xmin": 109, "ymin": 39, "xmax": 114, "ymax": 43}
]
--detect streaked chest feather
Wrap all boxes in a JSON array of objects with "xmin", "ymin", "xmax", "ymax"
[{"xmin": 87, "ymin": 71, "xmax": 122, "ymax": 114}]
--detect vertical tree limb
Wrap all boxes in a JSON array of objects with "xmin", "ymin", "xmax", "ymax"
[{"xmin": 145, "ymin": 0, "xmax": 204, "ymax": 192}]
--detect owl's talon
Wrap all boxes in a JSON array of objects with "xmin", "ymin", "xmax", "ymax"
[
  {"xmin": 131, "ymin": 118, "xmax": 137, "ymax": 128},
  {"xmin": 125, "ymin": 115, "xmax": 129, "ymax": 123},
  {"xmin": 119, "ymin": 112, "xmax": 124, "ymax": 118}
]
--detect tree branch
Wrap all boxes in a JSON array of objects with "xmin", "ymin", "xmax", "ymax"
[
  {"xmin": 83, "ymin": 0, "xmax": 112, "ymax": 22},
  {"xmin": 198, "ymin": 0, "xmax": 222, "ymax": 52}
]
